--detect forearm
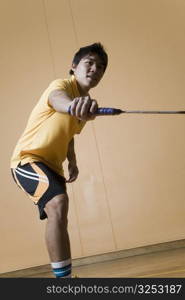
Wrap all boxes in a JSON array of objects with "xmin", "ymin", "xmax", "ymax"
[
  {"xmin": 49, "ymin": 90, "xmax": 98, "ymax": 120},
  {"xmin": 67, "ymin": 138, "xmax": 77, "ymax": 165},
  {"xmin": 49, "ymin": 89, "xmax": 72, "ymax": 113}
]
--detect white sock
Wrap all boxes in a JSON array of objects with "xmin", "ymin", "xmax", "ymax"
[{"xmin": 51, "ymin": 258, "xmax": 72, "ymax": 278}]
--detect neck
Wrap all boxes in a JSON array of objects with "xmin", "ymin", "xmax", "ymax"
[{"xmin": 76, "ymin": 81, "xmax": 90, "ymax": 96}]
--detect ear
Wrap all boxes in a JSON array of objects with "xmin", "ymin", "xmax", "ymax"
[{"xmin": 71, "ymin": 63, "xmax": 77, "ymax": 73}]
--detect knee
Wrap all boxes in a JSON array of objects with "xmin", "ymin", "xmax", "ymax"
[{"xmin": 44, "ymin": 194, "xmax": 69, "ymax": 221}]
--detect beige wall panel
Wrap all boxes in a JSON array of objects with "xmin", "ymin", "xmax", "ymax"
[
  {"xmin": 70, "ymin": 0, "xmax": 185, "ymax": 249},
  {"xmin": 0, "ymin": 0, "xmax": 53, "ymax": 273},
  {"xmin": 94, "ymin": 116, "xmax": 185, "ymax": 249}
]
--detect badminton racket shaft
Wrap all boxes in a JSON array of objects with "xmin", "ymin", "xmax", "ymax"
[
  {"xmin": 95, "ymin": 108, "xmax": 185, "ymax": 115},
  {"xmin": 68, "ymin": 106, "xmax": 185, "ymax": 115}
]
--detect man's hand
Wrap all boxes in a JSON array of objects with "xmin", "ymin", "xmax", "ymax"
[
  {"xmin": 69, "ymin": 96, "xmax": 98, "ymax": 121},
  {"xmin": 66, "ymin": 162, "xmax": 79, "ymax": 183}
]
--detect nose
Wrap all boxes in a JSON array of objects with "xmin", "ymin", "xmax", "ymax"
[{"xmin": 90, "ymin": 64, "xmax": 97, "ymax": 73}]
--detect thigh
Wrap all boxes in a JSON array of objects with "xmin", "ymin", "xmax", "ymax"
[
  {"xmin": 11, "ymin": 162, "xmax": 67, "ymax": 220},
  {"xmin": 44, "ymin": 193, "xmax": 69, "ymax": 219}
]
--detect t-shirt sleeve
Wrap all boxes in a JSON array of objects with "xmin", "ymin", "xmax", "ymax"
[
  {"xmin": 48, "ymin": 79, "xmax": 68, "ymax": 91},
  {"xmin": 46, "ymin": 79, "xmax": 69, "ymax": 108}
]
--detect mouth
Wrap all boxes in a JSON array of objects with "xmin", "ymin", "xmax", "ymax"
[{"xmin": 87, "ymin": 75, "xmax": 98, "ymax": 81}]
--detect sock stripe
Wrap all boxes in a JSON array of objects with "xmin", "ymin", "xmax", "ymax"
[
  {"xmin": 52, "ymin": 264, "xmax": 72, "ymax": 278},
  {"xmin": 55, "ymin": 269, "xmax": 71, "ymax": 277},
  {"xmin": 54, "ymin": 267, "xmax": 71, "ymax": 274},
  {"xmin": 53, "ymin": 264, "xmax": 72, "ymax": 272},
  {"xmin": 51, "ymin": 258, "xmax": 71, "ymax": 269}
]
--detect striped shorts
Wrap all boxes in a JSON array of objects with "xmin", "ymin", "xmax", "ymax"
[{"xmin": 11, "ymin": 162, "xmax": 66, "ymax": 220}]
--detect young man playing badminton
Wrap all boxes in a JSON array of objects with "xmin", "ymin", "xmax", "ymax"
[{"xmin": 10, "ymin": 43, "xmax": 108, "ymax": 278}]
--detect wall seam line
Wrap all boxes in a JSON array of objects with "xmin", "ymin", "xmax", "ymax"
[
  {"xmin": 68, "ymin": 0, "xmax": 79, "ymax": 46},
  {"xmin": 42, "ymin": 0, "xmax": 56, "ymax": 77}
]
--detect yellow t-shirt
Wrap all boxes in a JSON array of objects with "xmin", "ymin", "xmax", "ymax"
[{"xmin": 10, "ymin": 75, "xmax": 86, "ymax": 176}]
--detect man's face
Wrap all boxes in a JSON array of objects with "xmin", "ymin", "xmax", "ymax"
[{"xmin": 72, "ymin": 53, "xmax": 105, "ymax": 91}]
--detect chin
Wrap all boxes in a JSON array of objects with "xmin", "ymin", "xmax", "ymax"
[
  {"xmin": 91, "ymin": 82, "xmax": 99, "ymax": 88},
  {"xmin": 88, "ymin": 80, "xmax": 99, "ymax": 87}
]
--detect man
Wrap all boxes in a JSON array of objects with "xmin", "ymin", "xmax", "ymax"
[{"xmin": 10, "ymin": 43, "xmax": 108, "ymax": 278}]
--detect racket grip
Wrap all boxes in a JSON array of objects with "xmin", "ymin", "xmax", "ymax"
[
  {"xmin": 95, "ymin": 107, "xmax": 123, "ymax": 115},
  {"xmin": 68, "ymin": 106, "xmax": 122, "ymax": 115}
]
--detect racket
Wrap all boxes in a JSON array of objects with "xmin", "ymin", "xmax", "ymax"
[{"xmin": 68, "ymin": 106, "xmax": 185, "ymax": 116}]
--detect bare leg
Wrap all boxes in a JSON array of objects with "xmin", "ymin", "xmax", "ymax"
[{"xmin": 44, "ymin": 194, "xmax": 71, "ymax": 262}]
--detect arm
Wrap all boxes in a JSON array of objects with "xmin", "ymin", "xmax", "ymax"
[
  {"xmin": 48, "ymin": 89, "xmax": 98, "ymax": 120},
  {"xmin": 48, "ymin": 89, "xmax": 72, "ymax": 113},
  {"xmin": 66, "ymin": 138, "xmax": 79, "ymax": 183},
  {"xmin": 67, "ymin": 137, "xmax": 76, "ymax": 165}
]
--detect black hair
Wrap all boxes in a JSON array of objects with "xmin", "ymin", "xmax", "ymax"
[{"xmin": 69, "ymin": 42, "xmax": 108, "ymax": 75}]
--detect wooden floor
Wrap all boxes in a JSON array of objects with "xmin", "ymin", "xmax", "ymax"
[{"xmin": 21, "ymin": 247, "xmax": 185, "ymax": 278}]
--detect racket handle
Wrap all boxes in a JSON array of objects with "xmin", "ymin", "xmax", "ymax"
[
  {"xmin": 68, "ymin": 106, "xmax": 122, "ymax": 115},
  {"xmin": 95, "ymin": 107, "xmax": 123, "ymax": 115}
]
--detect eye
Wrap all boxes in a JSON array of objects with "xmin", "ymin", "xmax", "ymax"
[{"xmin": 86, "ymin": 60, "xmax": 93, "ymax": 65}]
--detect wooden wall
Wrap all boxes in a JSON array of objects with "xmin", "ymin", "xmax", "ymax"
[{"xmin": 0, "ymin": 0, "xmax": 185, "ymax": 273}]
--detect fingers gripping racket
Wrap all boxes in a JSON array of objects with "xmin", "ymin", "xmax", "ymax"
[{"xmin": 68, "ymin": 106, "xmax": 185, "ymax": 116}]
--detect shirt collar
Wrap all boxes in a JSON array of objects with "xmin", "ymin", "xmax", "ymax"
[{"xmin": 70, "ymin": 75, "xmax": 80, "ymax": 97}]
